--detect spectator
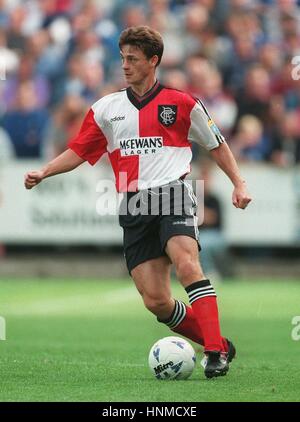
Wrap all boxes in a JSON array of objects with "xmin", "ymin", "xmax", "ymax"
[
  {"xmin": 185, "ymin": 55, "xmax": 212, "ymax": 98},
  {"xmin": 227, "ymin": 34, "xmax": 258, "ymax": 93},
  {"xmin": 63, "ymin": 52, "xmax": 84, "ymax": 97},
  {"xmin": 263, "ymin": 0, "xmax": 300, "ymax": 43},
  {"xmin": 271, "ymin": 111, "xmax": 300, "ymax": 165},
  {"xmin": 80, "ymin": 60, "xmax": 105, "ymax": 103},
  {"xmin": 148, "ymin": 14, "xmax": 184, "ymax": 68},
  {"xmin": 270, "ymin": 58, "xmax": 300, "ymax": 111},
  {"xmin": 1, "ymin": 81, "xmax": 50, "ymax": 158},
  {"xmin": 39, "ymin": 0, "xmax": 73, "ymax": 27},
  {"xmin": 0, "ymin": 28, "xmax": 20, "ymax": 82},
  {"xmin": 258, "ymin": 43, "xmax": 283, "ymax": 81},
  {"xmin": 1, "ymin": 54, "xmax": 50, "ymax": 111},
  {"xmin": 44, "ymin": 94, "xmax": 87, "ymax": 158},
  {"xmin": 198, "ymin": 66, "xmax": 237, "ymax": 138},
  {"xmin": 71, "ymin": 29, "xmax": 105, "ymax": 64},
  {"xmin": 235, "ymin": 64, "xmax": 271, "ymax": 125},
  {"xmin": 0, "ymin": 0, "xmax": 9, "ymax": 28},
  {"xmin": 183, "ymin": 4, "xmax": 209, "ymax": 57},
  {"xmin": 122, "ymin": 5, "xmax": 147, "ymax": 28},
  {"xmin": 230, "ymin": 114, "xmax": 270, "ymax": 161},
  {"xmin": 5, "ymin": 5, "xmax": 27, "ymax": 51},
  {"xmin": 27, "ymin": 28, "xmax": 68, "ymax": 104},
  {"xmin": 163, "ymin": 69, "xmax": 188, "ymax": 91}
]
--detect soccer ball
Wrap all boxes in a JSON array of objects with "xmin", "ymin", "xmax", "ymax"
[{"xmin": 148, "ymin": 336, "xmax": 196, "ymax": 380}]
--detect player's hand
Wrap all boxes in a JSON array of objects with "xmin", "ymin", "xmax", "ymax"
[
  {"xmin": 232, "ymin": 182, "xmax": 252, "ymax": 209},
  {"xmin": 24, "ymin": 170, "xmax": 44, "ymax": 190}
]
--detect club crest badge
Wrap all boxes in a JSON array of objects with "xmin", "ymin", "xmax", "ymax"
[{"xmin": 158, "ymin": 105, "xmax": 177, "ymax": 126}]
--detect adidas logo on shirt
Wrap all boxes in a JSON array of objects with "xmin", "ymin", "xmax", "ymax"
[{"xmin": 110, "ymin": 116, "xmax": 125, "ymax": 122}]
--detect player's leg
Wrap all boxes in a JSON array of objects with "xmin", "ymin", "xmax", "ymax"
[
  {"xmin": 131, "ymin": 256, "xmax": 174, "ymax": 320},
  {"xmin": 169, "ymin": 302, "xmax": 234, "ymax": 362},
  {"xmin": 159, "ymin": 210, "xmax": 229, "ymax": 355},
  {"xmin": 156, "ymin": 180, "xmax": 233, "ymax": 364},
  {"xmin": 120, "ymin": 190, "xmax": 206, "ymax": 343},
  {"xmin": 165, "ymin": 236, "xmax": 224, "ymax": 351},
  {"xmin": 165, "ymin": 235, "xmax": 230, "ymax": 377},
  {"xmin": 131, "ymin": 256, "xmax": 209, "ymax": 349},
  {"xmin": 122, "ymin": 205, "xmax": 201, "ymax": 332}
]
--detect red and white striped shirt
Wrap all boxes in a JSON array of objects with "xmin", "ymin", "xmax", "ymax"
[{"xmin": 68, "ymin": 82, "xmax": 224, "ymax": 192}]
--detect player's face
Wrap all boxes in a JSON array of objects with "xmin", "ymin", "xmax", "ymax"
[{"xmin": 120, "ymin": 45, "xmax": 157, "ymax": 86}]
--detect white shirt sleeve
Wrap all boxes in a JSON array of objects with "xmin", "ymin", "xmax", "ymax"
[{"xmin": 187, "ymin": 99, "xmax": 225, "ymax": 150}]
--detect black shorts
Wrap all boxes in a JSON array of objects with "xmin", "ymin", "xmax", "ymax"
[{"xmin": 119, "ymin": 179, "xmax": 201, "ymax": 274}]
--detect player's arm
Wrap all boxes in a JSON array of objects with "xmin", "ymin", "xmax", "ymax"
[
  {"xmin": 210, "ymin": 142, "xmax": 251, "ymax": 209},
  {"xmin": 24, "ymin": 148, "xmax": 85, "ymax": 190},
  {"xmin": 187, "ymin": 96, "xmax": 251, "ymax": 209},
  {"xmin": 25, "ymin": 108, "xmax": 107, "ymax": 190}
]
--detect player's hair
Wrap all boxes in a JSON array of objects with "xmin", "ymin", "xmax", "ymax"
[{"xmin": 119, "ymin": 26, "xmax": 164, "ymax": 67}]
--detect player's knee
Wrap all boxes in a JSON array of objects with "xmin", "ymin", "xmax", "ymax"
[
  {"xmin": 175, "ymin": 258, "xmax": 203, "ymax": 283},
  {"xmin": 143, "ymin": 295, "xmax": 171, "ymax": 316}
]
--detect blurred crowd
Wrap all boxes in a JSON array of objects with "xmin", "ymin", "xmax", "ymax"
[{"xmin": 0, "ymin": 0, "xmax": 300, "ymax": 166}]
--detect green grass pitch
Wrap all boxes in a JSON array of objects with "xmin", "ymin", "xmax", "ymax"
[{"xmin": 0, "ymin": 278, "xmax": 300, "ymax": 402}]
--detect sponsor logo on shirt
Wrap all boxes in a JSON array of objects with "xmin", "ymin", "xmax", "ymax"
[{"xmin": 119, "ymin": 137, "xmax": 163, "ymax": 156}]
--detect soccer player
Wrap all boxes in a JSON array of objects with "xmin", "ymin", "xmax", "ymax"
[{"xmin": 24, "ymin": 26, "xmax": 252, "ymax": 379}]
